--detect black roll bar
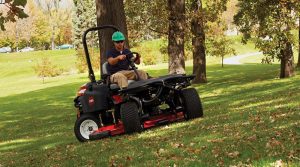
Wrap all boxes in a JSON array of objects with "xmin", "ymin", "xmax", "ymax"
[{"xmin": 82, "ymin": 25, "xmax": 120, "ymax": 82}]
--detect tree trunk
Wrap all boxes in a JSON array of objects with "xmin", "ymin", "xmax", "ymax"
[
  {"xmin": 280, "ymin": 41, "xmax": 295, "ymax": 78},
  {"xmin": 191, "ymin": 0, "xmax": 207, "ymax": 83},
  {"xmin": 16, "ymin": 22, "xmax": 19, "ymax": 52},
  {"xmin": 51, "ymin": 26, "xmax": 55, "ymax": 50},
  {"xmin": 168, "ymin": 0, "xmax": 185, "ymax": 74},
  {"xmin": 222, "ymin": 56, "xmax": 224, "ymax": 68},
  {"xmin": 297, "ymin": 17, "xmax": 300, "ymax": 68},
  {"xmin": 95, "ymin": 0, "xmax": 129, "ymax": 75}
]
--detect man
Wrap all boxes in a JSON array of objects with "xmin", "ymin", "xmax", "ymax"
[{"xmin": 106, "ymin": 31, "xmax": 148, "ymax": 89}]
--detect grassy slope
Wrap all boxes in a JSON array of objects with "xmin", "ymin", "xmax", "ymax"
[
  {"xmin": 0, "ymin": 50, "xmax": 78, "ymax": 97},
  {"xmin": 0, "ymin": 48, "xmax": 299, "ymax": 166}
]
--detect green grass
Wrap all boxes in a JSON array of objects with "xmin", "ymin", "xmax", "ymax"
[
  {"xmin": 0, "ymin": 49, "xmax": 300, "ymax": 166},
  {"xmin": 0, "ymin": 49, "xmax": 77, "ymax": 97},
  {"xmin": 228, "ymin": 35, "xmax": 259, "ymax": 54}
]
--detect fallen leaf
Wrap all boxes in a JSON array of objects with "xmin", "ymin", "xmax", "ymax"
[
  {"xmin": 158, "ymin": 148, "xmax": 166, "ymax": 155},
  {"xmin": 212, "ymin": 148, "xmax": 220, "ymax": 158},
  {"xmin": 242, "ymin": 121, "xmax": 250, "ymax": 125},
  {"xmin": 247, "ymin": 135, "xmax": 257, "ymax": 141},
  {"xmin": 227, "ymin": 151, "xmax": 240, "ymax": 158},
  {"xmin": 266, "ymin": 137, "xmax": 283, "ymax": 150},
  {"xmin": 171, "ymin": 143, "xmax": 184, "ymax": 148},
  {"xmin": 270, "ymin": 159, "xmax": 284, "ymax": 167},
  {"xmin": 126, "ymin": 156, "xmax": 132, "ymax": 161},
  {"xmin": 207, "ymin": 139, "xmax": 224, "ymax": 143},
  {"xmin": 187, "ymin": 148, "xmax": 201, "ymax": 154},
  {"xmin": 218, "ymin": 159, "xmax": 224, "ymax": 166}
]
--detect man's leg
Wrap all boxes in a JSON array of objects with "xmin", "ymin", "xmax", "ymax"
[
  {"xmin": 136, "ymin": 70, "xmax": 148, "ymax": 80},
  {"xmin": 118, "ymin": 70, "xmax": 148, "ymax": 80},
  {"xmin": 110, "ymin": 72, "xmax": 128, "ymax": 88}
]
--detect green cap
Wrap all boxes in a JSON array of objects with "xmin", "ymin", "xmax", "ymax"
[{"xmin": 112, "ymin": 31, "xmax": 125, "ymax": 41}]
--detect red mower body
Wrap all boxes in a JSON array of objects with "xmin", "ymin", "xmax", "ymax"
[{"xmin": 89, "ymin": 112, "xmax": 185, "ymax": 140}]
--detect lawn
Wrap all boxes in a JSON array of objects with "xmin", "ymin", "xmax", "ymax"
[
  {"xmin": 0, "ymin": 49, "xmax": 299, "ymax": 166},
  {"xmin": 0, "ymin": 49, "xmax": 78, "ymax": 97}
]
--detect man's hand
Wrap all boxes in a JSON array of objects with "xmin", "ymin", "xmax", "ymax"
[
  {"xmin": 118, "ymin": 54, "xmax": 126, "ymax": 61},
  {"xmin": 108, "ymin": 54, "xmax": 126, "ymax": 65}
]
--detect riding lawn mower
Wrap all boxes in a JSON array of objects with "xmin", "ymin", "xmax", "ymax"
[{"xmin": 73, "ymin": 25, "xmax": 203, "ymax": 142}]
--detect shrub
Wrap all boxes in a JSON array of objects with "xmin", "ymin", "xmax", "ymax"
[
  {"xmin": 133, "ymin": 43, "xmax": 160, "ymax": 65},
  {"xmin": 75, "ymin": 48, "xmax": 100, "ymax": 73},
  {"xmin": 33, "ymin": 58, "xmax": 64, "ymax": 83},
  {"xmin": 142, "ymin": 54, "xmax": 157, "ymax": 65}
]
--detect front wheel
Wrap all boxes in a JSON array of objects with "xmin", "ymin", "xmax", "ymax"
[
  {"xmin": 181, "ymin": 88, "xmax": 203, "ymax": 119},
  {"xmin": 120, "ymin": 102, "xmax": 142, "ymax": 134},
  {"xmin": 74, "ymin": 113, "xmax": 100, "ymax": 142}
]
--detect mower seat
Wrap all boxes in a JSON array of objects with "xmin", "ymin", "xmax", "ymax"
[{"xmin": 102, "ymin": 62, "xmax": 135, "ymax": 90}]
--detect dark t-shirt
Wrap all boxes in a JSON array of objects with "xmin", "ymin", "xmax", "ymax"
[{"xmin": 106, "ymin": 48, "xmax": 133, "ymax": 74}]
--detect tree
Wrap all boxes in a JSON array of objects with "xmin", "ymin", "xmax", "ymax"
[
  {"xmin": 31, "ymin": 11, "xmax": 51, "ymax": 50},
  {"xmin": 0, "ymin": 0, "xmax": 28, "ymax": 30},
  {"xmin": 13, "ymin": 0, "xmax": 37, "ymax": 51},
  {"xmin": 36, "ymin": 0, "xmax": 69, "ymax": 50},
  {"xmin": 206, "ymin": 35, "xmax": 236, "ymax": 67},
  {"xmin": 72, "ymin": 0, "xmax": 96, "ymax": 49},
  {"xmin": 168, "ymin": 0, "xmax": 186, "ymax": 74},
  {"xmin": 222, "ymin": 0, "xmax": 238, "ymax": 34},
  {"xmin": 297, "ymin": 15, "xmax": 300, "ymax": 68},
  {"xmin": 206, "ymin": 11, "xmax": 236, "ymax": 68},
  {"xmin": 234, "ymin": 0, "xmax": 300, "ymax": 78},
  {"xmin": 56, "ymin": 22, "xmax": 72, "ymax": 46},
  {"xmin": 124, "ymin": 0, "xmax": 168, "ymax": 43},
  {"xmin": 190, "ymin": 0, "xmax": 206, "ymax": 83},
  {"xmin": 95, "ymin": 0, "xmax": 128, "ymax": 75},
  {"xmin": 0, "ymin": 0, "xmax": 72, "ymax": 50},
  {"xmin": 188, "ymin": 0, "xmax": 228, "ymax": 83},
  {"xmin": 72, "ymin": 0, "xmax": 98, "ymax": 74}
]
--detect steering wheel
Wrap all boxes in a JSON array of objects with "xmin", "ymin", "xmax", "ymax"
[
  {"xmin": 124, "ymin": 52, "xmax": 140, "ymax": 63},
  {"xmin": 124, "ymin": 51, "xmax": 141, "ymax": 80}
]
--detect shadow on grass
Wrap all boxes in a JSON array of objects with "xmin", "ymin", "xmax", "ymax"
[
  {"xmin": 0, "ymin": 82, "xmax": 84, "ymax": 152},
  {"xmin": 0, "ymin": 64, "xmax": 299, "ymax": 166}
]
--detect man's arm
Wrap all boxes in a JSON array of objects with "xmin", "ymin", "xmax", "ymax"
[{"xmin": 108, "ymin": 54, "xmax": 126, "ymax": 65}]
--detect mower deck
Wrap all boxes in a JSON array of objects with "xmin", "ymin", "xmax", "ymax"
[{"xmin": 89, "ymin": 112, "xmax": 185, "ymax": 140}]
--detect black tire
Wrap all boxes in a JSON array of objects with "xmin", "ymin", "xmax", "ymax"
[
  {"xmin": 74, "ymin": 113, "xmax": 100, "ymax": 142},
  {"xmin": 181, "ymin": 88, "xmax": 203, "ymax": 119},
  {"xmin": 120, "ymin": 102, "xmax": 142, "ymax": 134}
]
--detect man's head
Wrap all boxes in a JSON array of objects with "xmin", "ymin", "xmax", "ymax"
[{"xmin": 112, "ymin": 31, "xmax": 125, "ymax": 51}]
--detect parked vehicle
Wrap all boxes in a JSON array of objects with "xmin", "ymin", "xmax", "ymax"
[
  {"xmin": 19, "ymin": 47, "xmax": 34, "ymax": 52},
  {"xmin": 56, "ymin": 44, "xmax": 73, "ymax": 50},
  {"xmin": 0, "ymin": 47, "xmax": 12, "ymax": 53}
]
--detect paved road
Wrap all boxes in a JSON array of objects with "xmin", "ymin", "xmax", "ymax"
[{"xmin": 223, "ymin": 52, "xmax": 262, "ymax": 64}]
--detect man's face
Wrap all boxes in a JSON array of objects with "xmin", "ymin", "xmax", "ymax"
[{"xmin": 114, "ymin": 40, "xmax": 124, "ymax": 50}]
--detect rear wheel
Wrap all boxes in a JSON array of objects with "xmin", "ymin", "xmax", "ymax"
[
  {"xmin": 120, "ymin": 102, "xmax": 142, "ymax": 133},
  {"xmin": 74, "ymin": 113, "xmax": 100, "ymax": 142},
  {"xmin": 181, "ymin": 88, "xmax": 203, "ymax": 119}
]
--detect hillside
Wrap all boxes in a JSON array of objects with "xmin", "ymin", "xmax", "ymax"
[{"xmin": 0, "ymin": 49, "xmax": 299, "ymax": 166}]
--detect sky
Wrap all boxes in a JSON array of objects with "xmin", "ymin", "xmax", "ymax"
[{"xmin": 33, "ymin": 0, "xmax": 74, "ymax": 10}]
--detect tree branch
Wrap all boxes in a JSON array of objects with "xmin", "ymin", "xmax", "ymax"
[{"xmin": 148, "ymin": 27, "xmax": 168, "ymax": 35}]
